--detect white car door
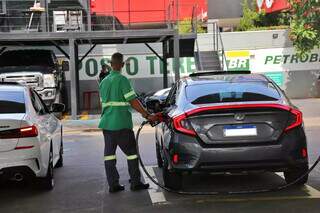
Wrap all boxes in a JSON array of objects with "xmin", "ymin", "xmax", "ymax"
[
  {"xmin": 29, "ymin": 90, "xmax": 51, "ymax": 169},
  {"xmin": 32, "ymin": 91, "xmax": 61, "ymax": 164}
]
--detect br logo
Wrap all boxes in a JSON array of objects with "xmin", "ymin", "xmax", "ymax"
[{"xmin": 257, "ymin": 0, "xmax": 274, "ymax": 10}]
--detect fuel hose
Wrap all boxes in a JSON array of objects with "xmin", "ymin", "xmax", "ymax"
[{"xmin": 136, "ymin": 121, "xmax": 320, "ymax": 195}]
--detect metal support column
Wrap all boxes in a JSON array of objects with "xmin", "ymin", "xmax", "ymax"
[
  {"xmin": 175, "ymin": 0, "xmax": 179, "ymax": 29},
  {"xmin": 162, "ymin": 41, "xmax": 168, "ymax": 88},
  {"xmin": 40, "ymin": 0, "xmax": 47, "ymax": 32},
  {"xmin": 69, "ymin": 38, "xmax": 80, "ymax": 120},
  {"xmin": 112, "ymin": 0, "xmax": 115, "ymax": 31},
  {"xmin": 87, "ymin": 0, "xmax": 92, "ymax": 31},
  {"xmin": 2, "ymin": 1, "xmax": 6, "ymax": 14},
  {"xmin": 173, "ymin": 32, "xmax": 180, "ymax": 81},
  {"xmin": 75, "ymin": 42, "xmax": 80, "ymax": 113}
]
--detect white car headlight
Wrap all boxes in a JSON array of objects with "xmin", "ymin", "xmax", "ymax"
[{"xmin": 43, "ymin": 74, "xmax": 56, "ymax": 88}]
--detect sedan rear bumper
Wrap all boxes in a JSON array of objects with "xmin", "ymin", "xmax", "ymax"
[
  {"xmin": 166, "ymin": 129, "xmax": 308, "ymax": 172},
  {"xmin": 0, "ymin": 148, "xmax": 45, "ymax": 179}
]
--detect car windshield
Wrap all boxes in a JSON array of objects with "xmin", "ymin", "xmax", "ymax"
[
  {"xmin": 0, "ymin": 91, "xmax": 25, "ymax": 113},
  {"xmin": 186, "ymin": 81, "xmax": 281, "ymax": 105},
  {"xmin": 0, "ymin": 51, "xmax": 54, "ymax": 67}
]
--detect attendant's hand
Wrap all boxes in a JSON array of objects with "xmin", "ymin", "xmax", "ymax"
[{"xmin": 146, "ymin": 114, "xmax": 160, "ymax": 123}]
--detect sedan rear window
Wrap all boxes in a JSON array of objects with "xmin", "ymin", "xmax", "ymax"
[
  {"xmin": 0, "ymin": 91, "xmax": 25, "ymax": 113},
  {"xmin": 186, "ymin": 82, "xmax": 281, "ymax": 105}
]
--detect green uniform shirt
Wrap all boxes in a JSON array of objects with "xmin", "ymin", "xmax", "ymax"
[{"xmin": 98, "ymin": 70, "xmax": 137, "ymax": 130}]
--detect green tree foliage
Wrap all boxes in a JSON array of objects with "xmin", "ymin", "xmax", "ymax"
[
  {"xmin": 179, "ymin": 18, "xmax": 206, "ymax": 34},
  {"xmin": 288, "ymin": 0, "xmax": 320, "ymax": 55},
  {"xmin": 238, "ymin": 0, "xmax": 290, "ymax": 31},
  {"xmin": 238, "ymin": 0, "xmax": 261, "ymax": 31}
]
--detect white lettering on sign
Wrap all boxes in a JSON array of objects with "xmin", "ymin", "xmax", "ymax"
[
  {"xmin": 257, "ymin": 0, "xmax": 264, "ymax": 10},
  {"xmin": 265, "ymin": 0, "xmax": 274, "ymax": 8},
  {"xmin": 256, "ymin": 0, "xmax": 275, "ymax": 10},
  {"xmin": 251, "ymin": 48, "xmax": 320, "ymax": 73},
  {"xmin": 228, "ymin": 59, "xmax": 239, "ymax": 69}
]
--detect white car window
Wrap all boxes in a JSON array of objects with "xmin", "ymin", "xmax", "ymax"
[
  {"xmin": 34, "ymin": 91, "xmax": 50, "ymax": 114},
  {"xmin": 30, "ymin": 90, "xmax": 47, "ymax": 115},
  {"xmin": 0, "ymin": 91, "xmax": 25, "ymax": 113}
]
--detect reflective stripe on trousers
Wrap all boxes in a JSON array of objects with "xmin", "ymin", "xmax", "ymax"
[
  {"xmin": 104, "ymin": 155, "xmax": 116, "ymax": 161},
  {"xmin": 105, "ymin": 155, "xmax": 137, "ymax": 161},
  {"xmin": 127, "ymin": 154, "xmax": 138, "ymax": 160}
]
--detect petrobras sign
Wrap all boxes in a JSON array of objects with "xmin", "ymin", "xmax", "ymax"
[
  {"xmin": 224, "ymin": 48, "xmax": 320, "ymax": 86},
  {"xmin": 252, "ymin": 48, "xmax": 320, "ymax": 72},
  {"xmin": 256, "ymin": 0, "xmax": 290, "ymax": 13},
  {"xmin": 225, "ymin": 48, "xmax": 320, "ymax": 73}
]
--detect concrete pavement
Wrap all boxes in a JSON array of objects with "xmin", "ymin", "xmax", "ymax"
[{"xmin": 1, "ymin": 99, "xmax": 320, "ymax": 212}]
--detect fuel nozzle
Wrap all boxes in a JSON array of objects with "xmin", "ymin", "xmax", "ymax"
[
  {"xmin": 155, "ymin": 112, "xmax": 165, "ymax": 122},
  {"xmin": 149, "ymin": 112, "xmax": 166, "ymax": 127}
]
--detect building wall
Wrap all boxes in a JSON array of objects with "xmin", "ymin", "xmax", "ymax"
[
  {"xmin": 198, "ymin": 29, "xmax": 293, "ymax": 51},
  {"xmin": 207, "ymin": 0, "xmax": 244, "ymax": 19},
  {"xmin": 91, "ymin": 0, "xmax": 207, "ymax": 24},
  {"xmin": 207, "ymin": 0, "xmax": 290, "ymax": 20}
]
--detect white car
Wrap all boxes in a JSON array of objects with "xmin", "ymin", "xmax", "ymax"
[{"xmin": 0, "ymin": 83, "xmax": 64, "ymax": 190}]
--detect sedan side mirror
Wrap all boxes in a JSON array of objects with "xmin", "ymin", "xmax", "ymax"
[
  {"xmin": 61, "ymin": 61, "xmax": 69, "ymax": 72},
  {"xmin": 51, "ymin": 103, "xmax": 65, "ymax": 113},
  {"xmin": 145, "ymin": 98, "xmax": 163, "ymax": 113}
]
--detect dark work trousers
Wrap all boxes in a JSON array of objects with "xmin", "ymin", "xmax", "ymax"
[{"xmin": 103, "ymin": 129, "xmax": 141, "ymax": 187}]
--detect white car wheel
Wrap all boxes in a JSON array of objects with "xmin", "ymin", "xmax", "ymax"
[{"xmin": 40, "ymin": 148, "xmax": 55, "ymax": 190}]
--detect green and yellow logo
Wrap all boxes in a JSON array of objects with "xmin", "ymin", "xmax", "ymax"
[{"xmin": 226, "ymin": 51, "xmax": 250, "ymax": 71}]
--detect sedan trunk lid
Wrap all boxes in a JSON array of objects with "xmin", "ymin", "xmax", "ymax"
[
  {"xmin": 187, "ymin": 104, "xmax": 294, "ymax": 145},
  {"xmin": 0, "ymin": 113, "xmax": 25, "ymax": 152}
]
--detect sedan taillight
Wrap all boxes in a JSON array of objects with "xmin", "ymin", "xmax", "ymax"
[
  {"xmin": 172, "ymin": 104, "xmax": 303, "ymax": 136},
  {"xmin": 0, "ymin": 125, "xmax": 38, "ymax": 139},
  {"xmin": 173, "ymin": 114, "xmax": 196, "ymax": 136},
  {"xmin": 20, "ymin": 126, "xmax": 38, "ymax": 138},
  {"xmin": 285, "ymin": 109, "xmax": 303, "ymax": 132}
]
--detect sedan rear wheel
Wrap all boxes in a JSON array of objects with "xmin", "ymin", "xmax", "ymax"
[
  {"xmin": 40, "ymin": 149, "xmax": 55, "ymax": 190},
  {"xmin": 284, "ymin": 165, "xmax": 309, "ymax": 185},
  {"xmin": 162, "ymin": 160, "xmax": 182, "ymax": 190}
]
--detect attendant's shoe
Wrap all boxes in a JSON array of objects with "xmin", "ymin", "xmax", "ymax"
[
  {"xmin": 130, "ymin": 182, "xmax": 150, "ymax": 191},
  {"xmin": 109, "ymin": 184, "xmax": 125, "ymax": 193}
]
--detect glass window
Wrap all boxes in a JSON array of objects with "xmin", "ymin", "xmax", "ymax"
[
  {"xmin": 165, "ymin": 84, "xmax": 178, "ymax": 106},
  {"xmin": 34, "ymin": 91, "xmax": 49, "ymax": 114},
  {"xmin": 186, "ymin": 82, "xmax": 281, "ymax": 105},
  {"xmin": 0, "ymin": 91, "xmax": 25, "ymax": 113},
  {"xmin": 6, "ymin": 1, "xmax": 37, "ymax": 31},
  {"xmin": 30, "ymin": 90, "xmax": 47, "ymax": 115}
]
